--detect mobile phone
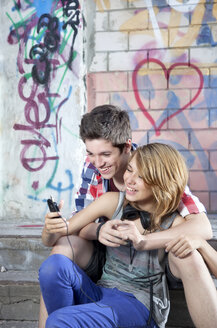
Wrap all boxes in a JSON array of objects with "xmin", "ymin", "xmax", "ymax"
[{"xmin": 47, "ymin": 196, "xmax": 60, "ymax": 217}]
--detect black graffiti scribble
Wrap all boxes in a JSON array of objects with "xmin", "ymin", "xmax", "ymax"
[
  {"xmin": 61, "ymin": 0, "xmax": 81, "ymax": 68},
  {"xmin": 29, "ymin": 14, "xmax": 60, "ymax": 85}
]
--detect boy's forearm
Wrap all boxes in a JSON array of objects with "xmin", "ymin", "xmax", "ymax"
[
  {"xmin": 198, "ymin": 240, "xmax": 217, "ymax": 278},
  {"xmin": 184, "ymin": 212, "xmax": 212, "ymax": 239},
  {"xmin": 143, "ymin": 213, "xmax": 212, "ymax": 250}
]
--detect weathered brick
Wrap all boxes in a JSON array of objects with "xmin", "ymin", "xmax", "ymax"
[
  {"xmin": 149, "ymin": 130, "xmax": 189, "ymax": 149},
  {"xmin": 132, "ymin": 130, "xmax": 148, "ymax": 145},
  {"xmin": 180, "ymin": 150, "xmax": 209, "ymax": 171},
  {"xmin": 148, "ymin": 7, "xmax": 189, "ymax": 30},
  {"xmin": 168, "ymin": 67, "xmax": 206, "ymax": 90},
  {"xmin": 148, "ymin": 49, "xmax": 189, "ymax": 69},
  {"xmin": 110, "ymin": 9, "xmax": 148, "ymax": 31},
  {"xmin": 95, "ymin": 0, "xmax": 127, "ymax": 11},
  {"xmin": 214, "ymin": 3, "xmax": 217, "ymax": 20},
  {"xmin": 190, "ymin": 3, "xmax": 206, "ymax": 25},
  {"xmin": 212, "ymin": 24, "xmax": 217, "ymax": 43},
  {"xmin": 168, "ymin": 109, "xmax": 209, "ymax": 130},
  {"xmin": 109, "ymin": 51, "xmax": 140, "ymax": 71},
  {"xmin": 88, "ymin": 1, "xmax": 216, "ymax": 215},
  {"xmin": 189, "ymin": 171, "xmax": 217, "ymax": 191},
  {"xmin": 193, "ymin": 191, "xmax": 209, "ymax": 210},
  {"xmin": 95, "ymin": 93, "xmax": 110, "ymax": 106},
  {"xmin": 129, "ymin": 68, "xmax": 168, "ymax": 91},
  {"xmin": 133, "ymin": 110, "xmax": 168, "ymax": 132},
  {"xmin": 150, "ymin": 89, "xmax": 190, "ymax": 110},
  {"xmin": 87, "ymin": 72, "xmax": 128, "ymax": 92},
  {"xmin": 110, "ymin": 91, "xmax": 143, "ymax": 110},
  {"xmin": 129, "ymin": 29, "xmax": 168, "ymax": 50},
  {"xmin": 211, "ymin": 192, "xmax": 217, "ymax": 212},
  {"xmin": 89, "ymin": 53, "xmax": 108, "ymax": 72},
  {"xmin": 210, "ymin": 108, "xmax": 217, "ymax": 128},
  {"xmin": 210, "ymin": 151, "xmax": 217, "ymax": 170},
  {"xmin": 87, "ymin": 92, "xmax": 109, "ymax": 111},
  {"xmin": 190, "ymin": 130, "xmax": 217, "ymax": 150},
  {"xmin": 169, "ymin": 25, "xmax": 201, "ymax": 48},
  {"xmin": 190, "ymin": 47, "xmax": 217, "ymax": 67},
  {"xmin": 210, "ymin": 68, "xmax": 217, "ymax": 87},
  {"xmin": 95, "ymin": 31, "xmax": 128, "ymax": 51},
  {"xmin": 129, "ymin": 1, "xmax": 166, "ymax": 9},
  {"xmin": 95, "ymin": 12, "xmax": 108, "ymax": 31}
]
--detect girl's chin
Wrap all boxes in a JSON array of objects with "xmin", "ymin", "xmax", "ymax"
[{"xmin": 126, "ymin": 192, "xmax": 137, "ymax": 199}]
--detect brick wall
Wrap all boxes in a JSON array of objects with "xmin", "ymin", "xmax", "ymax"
[{"xmin": 87, "ymin": 0, "xmax": 217, "ymax": 213}]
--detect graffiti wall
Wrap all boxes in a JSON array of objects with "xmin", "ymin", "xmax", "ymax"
[
  {"xmin": 0, "ymin": 0, "xmax": 86, "ymax": 221},
  {"xmin": 88, "ymin": 0, "xmax": 217, "ymax": 213},
  {"xmin": 0, "ymin": 0, "xmax": 217, "ymax": 222}
]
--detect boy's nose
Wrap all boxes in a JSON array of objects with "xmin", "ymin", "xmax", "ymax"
[{"xmin": 94, "ymin": 156, "xmax": 104, "ymax": 168}]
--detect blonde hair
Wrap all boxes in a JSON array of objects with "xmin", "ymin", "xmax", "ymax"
[{"xmin": 130, "ymin": 143, "xmax": 188, "ymax": 229}]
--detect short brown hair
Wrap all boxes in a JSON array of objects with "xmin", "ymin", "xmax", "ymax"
[{"xmin": 80, "ymin": 105, "xmax": 132, "ymax": 150}]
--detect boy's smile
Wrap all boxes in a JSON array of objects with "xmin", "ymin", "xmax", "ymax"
[{"xmin": 85, "ymin": 138, "xmax": 131, "ymax": 182}]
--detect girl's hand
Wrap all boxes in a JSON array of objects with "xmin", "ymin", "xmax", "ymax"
[
  {"xmin": 165, "ymin": 235, "xmax": 203, "ymax": 258},
  {"xmin": 116, "ymin": 220, "xmax": 145, "ymax": 250},
  {"xmin": 98, "ymin": 219, "xmax": 128, "ymax": 247},
  {"xmin": 44, "ymin": 200, "xmax": 68, "ymax": 235}
]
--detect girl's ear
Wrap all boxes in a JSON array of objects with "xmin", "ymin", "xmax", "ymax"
[{"xmin": 125, "ymin": 139, "xmax": 132, "ymax": 154}]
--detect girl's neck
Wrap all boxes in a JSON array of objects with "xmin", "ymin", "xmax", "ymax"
[{"xmin": 135, "ymin": 199, "xmax": 155, "ymax": 214}]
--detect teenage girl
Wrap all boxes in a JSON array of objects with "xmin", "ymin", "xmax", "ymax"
[{"xmin": 39, "ymin": 143, "xmax": 217, "ymax": 328}]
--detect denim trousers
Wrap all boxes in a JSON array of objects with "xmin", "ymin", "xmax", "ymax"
[{"xmin": 39, "ymin": 254, "xmax": 158, "ymax": 328}]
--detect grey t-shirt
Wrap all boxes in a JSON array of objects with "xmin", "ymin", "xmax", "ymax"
[{"xmin": 97, "ymin": 192, "xmax": 177, "ymax": 328}]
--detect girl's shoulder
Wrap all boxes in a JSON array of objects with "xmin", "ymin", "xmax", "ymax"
[{"xmin": 96, "ymin": 192, "xmax": 124, "ymax": 219}]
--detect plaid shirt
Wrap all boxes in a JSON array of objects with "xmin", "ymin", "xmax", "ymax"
[{"xmin": 75, "ymin": 145, "xmax": 206, "ymax": 216}]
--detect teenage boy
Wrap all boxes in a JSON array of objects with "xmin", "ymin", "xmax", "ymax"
[{"xmin": 39, "ymin": 105, "xmax": 214, "ymax": 328}]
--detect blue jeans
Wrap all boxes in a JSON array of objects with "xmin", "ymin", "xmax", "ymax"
[{"xmin": 39, "ymin": 254, "xmax": 158, "ymax": 328}]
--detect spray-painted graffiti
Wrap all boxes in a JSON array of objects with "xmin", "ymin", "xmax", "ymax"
[
  {"xmin": 132, "ymin": 58, "xmax": 204, "ymax": 136},
  {"xmin": 13, "ymin": 78, "xmax": 65, "ymax": 172},
  {"xmin": 6, "ymin": 0, "xmax": 82, "ymax": 210},
  {"xmin": 61, "ymin": 0, "xmax": 81, "ymax": 67},
  {"xmin": 30, "ymin": 14, "xmax": 60, "ymax": 85},
  {"xmin": 90, "ymin": 0, "xmax": 217, "ymax": 211}
]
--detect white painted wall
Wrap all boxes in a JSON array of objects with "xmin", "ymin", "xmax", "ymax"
[{"xmin": 0, "ymin": 0, "xmax": 87, "ymax": 222}]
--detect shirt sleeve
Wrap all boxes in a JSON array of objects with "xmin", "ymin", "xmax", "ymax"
[
  {"xmin": 74, "ymin": 158, "xmax": 105, "ymax": 212},
  {"xmin": 178, "ymin": 185, "xmax": 206, "ymax": 217}
]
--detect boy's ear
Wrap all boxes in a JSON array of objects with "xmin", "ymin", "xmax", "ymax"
[{"xmin": 125, "ymin": 139, "xmax": 132, "ymax": 153}]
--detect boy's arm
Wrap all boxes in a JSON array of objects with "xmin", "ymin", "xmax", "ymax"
[
  {"xmin": 115, "ymin": 214, "xmax": 186, "ymax": 251},
  {"xmin": 196, "ymin": 240, "xmax": 217, "ymax": 277},
  {"xmin": 165, "ymin": 235, "xmax": 217, "ymax": 278},
  {"xmin": 177, "ymin": 185, "xmax": 212, "ymax": 239},
  {"xmin": 111, "ymin": 212, "xmax": 212, "ymax": 251},
  {"xmin": 179, "ymin": 185, "xmax": 206, "ymax": 217},
  {"xmin": 143, "ymin": 212, "xmax": 212, "ymax": 250}
]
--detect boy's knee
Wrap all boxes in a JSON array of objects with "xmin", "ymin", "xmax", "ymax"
[{"xmin": 168, "ymin": 249, "xmax": 205, "ymax": 279}]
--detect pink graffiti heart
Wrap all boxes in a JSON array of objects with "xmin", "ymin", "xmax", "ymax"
[{"xmin": 132, "ymin": 58, "xmax": 203, "ymax": 136}]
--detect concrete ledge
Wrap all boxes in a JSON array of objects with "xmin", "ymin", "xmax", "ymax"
[
  {"xmin": 0, "ymin": 271, "xmax": 38, "ymax": 284},
  {"xmin": 0, "ymin": 321, "xmax": 38, "ymax": 328},
  {"xmin": 0, "ymin": 273, "xmax": 40, "ymax": 321}
]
